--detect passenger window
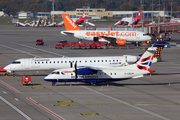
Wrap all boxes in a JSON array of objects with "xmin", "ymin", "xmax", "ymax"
[
  {"xmin": 54, "ymin": 61, "xmax": 55, "ymax": 63},
  {"xmin": 94, "ymin": 60, "xmax": 96, "ymax": 62},
  {"xmin": 98, "ymin": 60, "xmax": 99, "ymax": 62},
  {"xmin": 85, "ymin": 61, "xmax": 87, "ymax": 63},
  {"xmin": 42, "ymin": 62, "xmax": 44, "ymax": 64},
  {"xmin": 57, "ymin": 61, "xmax": 59, "ymax": 63},
  {"xmin": 115, "ymin": 73, "xmax": 116, "ymax": 75},
  {"xmin": 116, "ymin": 60, "xmax": 118, "ymax": 62},
  {"xmin": 109, "ymin": 60, "xmax": 111, "ymax": 62},
  {"xmin": 50, "ymin": 61, "xmax": 51, "ymax": 63},
  {"xmin": 111, "ymin": 73, "xmax": 112, "ymax": 75},
  {"xmin": 61, "ymin": 61, "xmax": 63, "ymax": 63},
  {"xmin": 105, "ymin": 60, "xmax": 107, "ymax": 62},
  {"xmin": 79, "ymin": 61, "xmax": 81, "ymax": 63},
  {"xmin": 113, "ymin": 60, "xmax": 115, "ymax": 62},
  {"xmin": 65, "ymin": 61, "xmax": 67, "ymax": 63},
  {"xmin": 102, "ymin": 60, "xmax": 103, "ymax": 62},
  {"xmin": 35, "ymin": 62, "xmax": 36, "ymax": 64},
  {"xmin": 38, "ymin": 62, "xmax": 40, "ymax": 64},
  {"xmin": 46, "ymin": 61, "xmax": 48, "ymax": 64}
]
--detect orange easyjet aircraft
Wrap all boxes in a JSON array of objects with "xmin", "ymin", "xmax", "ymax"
[{"xmin": 61, "ymin": 14, "xmax": 151, "ymax": 45}]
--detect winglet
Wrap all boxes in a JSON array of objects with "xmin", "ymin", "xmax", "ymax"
[{"xmin": 62, "ymin": 14, "xmax": 82, "ymax": 31}]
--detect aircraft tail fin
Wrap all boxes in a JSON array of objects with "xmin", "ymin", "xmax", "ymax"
[
  {"xmin": 62, "ymin": 14, "xmax": 82, "ymax": 31},
  {"xmin": 153, "ymin": 41, "xmax": 172, "ymax": 62},
  {"xmin": 135, "ymin": 42, "xmax": 170, "ymax": 73},
  {"xmin": 137, "ymin": 9, "xmax": 141, "ymax": 21},
  {"xmin": 81, "ymin": 10, "xmax": 85, "ymax": 20}
]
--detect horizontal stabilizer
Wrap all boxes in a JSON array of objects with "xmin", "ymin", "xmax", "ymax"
[{"xmin": 132, "ymin": 75, "xmax": 143, "ymax": 78}]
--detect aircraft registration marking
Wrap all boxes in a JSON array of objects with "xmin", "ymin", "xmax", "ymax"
[{"xmin": 79, "ymin": 113, "xmax": 101, "ymax": 117}]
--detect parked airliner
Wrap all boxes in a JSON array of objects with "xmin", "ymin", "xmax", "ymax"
[
  {"xmin": 61, "ymin": 13, "xmax": 151, "ymax": 45},
  {"xmin": 2, "ymin": 42, "xmax": 169, "ymax": 74},
  {"xmin": 58, "ymin": 10, "xmax": 95, "ymax": 27},
  {"xmin": 114, "ymin": 9, "xmax": 142, "ymax": 27},
  {"xmin": 44, "ymin": 42, "xmax": 167, "ymax": 85},
  {"xmin": 3, "ymin": 55, "xmax": 139, "ymax": 74}
]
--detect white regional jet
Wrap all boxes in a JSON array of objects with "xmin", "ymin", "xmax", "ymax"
[
  {"xmin": 2, "ymin": 42, "xmax": 168, "ymax": 75},
  {"xmin": 61, "ymin": 14, "xmax": 151, "ymax": 45},
  {"xmin": 3, "ymin": 55, "xmax": 139, "ymax": 74},
  {"xmin": 44, "ymin": 42, "xmax": 167, "ymax": 85}
]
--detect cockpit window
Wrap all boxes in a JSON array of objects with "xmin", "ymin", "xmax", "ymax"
[
  {"xmin": 12, "ymin": 61, "xmax": 21, "ymax": 64},
  {"xmin": 51, "ymin": 71, "xmax": 60, "ymax": 74},
  {"xmin": 143, "ymin": 34, "xmax": 148, "ymax": 36}
]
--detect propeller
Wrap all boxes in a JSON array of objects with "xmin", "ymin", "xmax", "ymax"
[
  {"xmin": 74, "ymin": 61, "xmax": 77, "ymax": 79},
  {"xmin": 70, "ymin": 61, "xmax": 72, "ymax": 68}
]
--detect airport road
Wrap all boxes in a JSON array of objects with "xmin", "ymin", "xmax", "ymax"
[{"xmin": 0, "ymin": 26, "xmax": 180, "ymax": 120}]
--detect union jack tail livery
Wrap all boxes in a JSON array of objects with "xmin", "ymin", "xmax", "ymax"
[{"xmin": 135, "ymin": 42, "xmax": 170, "ymax": 73}]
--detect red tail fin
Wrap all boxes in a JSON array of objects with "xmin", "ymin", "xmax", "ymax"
[{"xmin": 137, "ymin": 9, "xmax": 141, "ymax": 20}]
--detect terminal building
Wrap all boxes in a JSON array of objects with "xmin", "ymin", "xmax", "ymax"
[{"xmin": 51, "ymin": 6, "xmax": 169, "ymax": 19}]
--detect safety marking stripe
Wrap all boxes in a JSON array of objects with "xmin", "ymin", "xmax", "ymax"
[
  {"xmin": 0, "ymin": 44, "xmax": 41, "ymax": 57},
  {"xmin": 0, "ymin": 80, "xmax": 20, "ymax": 93},
  {"xmin": 27, "ymin": 97, "xmax": 65, "ymax": 120},
  {"xmin": 0, "ymin": 96, "xmax": 32, "ymax": 120},
  {"xmin": 10, "ymin": 42, "xmax": 67, "ymax": 57}
]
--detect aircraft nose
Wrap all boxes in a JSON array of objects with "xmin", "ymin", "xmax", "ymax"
[
  {"xmin": 4, "ymin": 65, "xmax": 9, "ymax": 71},
  {"xmin": 148, "ymin": 36, "xmax": 151, "ymax": 40}
]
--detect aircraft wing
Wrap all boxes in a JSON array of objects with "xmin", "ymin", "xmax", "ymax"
[{"xmin": 76, "ymin": 66, "xmax": 102, "ymax": 75}]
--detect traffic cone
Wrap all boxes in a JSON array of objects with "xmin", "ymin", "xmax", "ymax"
[
  {"xmin": 49, "ymin": 45, "xmax": 50, "ymax": 47},
  {"xmin": 150, "ymin": 74, "xmax": 151, "ymax": 77},
  {"xmin": 101, "ymin": 86, "xmax": 103, "ymax": 89},
  {"xmin": 107, "ymin": 84, "xmax": 109, "ymax": 87},
  {"xmin": 169, "ymin": 83, "xmax": 171, "ymax": 86},
  {"xmin": 70, "ymin": 84, "xmax": 72, "ymax": 87}
]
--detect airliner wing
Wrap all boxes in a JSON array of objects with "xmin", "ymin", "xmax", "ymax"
[{"xmin": 76, "ymin": 66, "xmax": 101, "ymax": 75}]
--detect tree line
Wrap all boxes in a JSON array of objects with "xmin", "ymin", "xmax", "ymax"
[{"xmin": 0, "ymin": 0, "xmax": 180, "ymax": 15}]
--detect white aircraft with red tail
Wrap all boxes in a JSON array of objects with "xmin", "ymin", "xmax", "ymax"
[
  {"xmin": 58, "ymin": 10, "xmax": 95, "ymax": 27},
  {"xmin": 114, "ymin": 9, "xmax": 142, "ymax": 27}
]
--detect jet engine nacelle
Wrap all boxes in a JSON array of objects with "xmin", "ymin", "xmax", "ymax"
[
  {"xmin": 123, "ymin": 55, "xmax": 139, "ymax": 63},
  {"xmin": 116, "ymin": 39, "xmax": 126, "ymax": 45}
]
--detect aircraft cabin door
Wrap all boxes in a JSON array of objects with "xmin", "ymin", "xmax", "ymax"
[
  {"xmin": 136, "ymin": 32, "xmax": 140, "ymax": 38},
  {"xmin": 24, "ymin": 59, "xmax": 30, "ymax": 69},
  {"xmin": 79, "ymin": 31, "xmax": 83, "ymax": 39},
  {"xmin": 62, "ymin": 71, "xmax": 71, "ymax": 81}
]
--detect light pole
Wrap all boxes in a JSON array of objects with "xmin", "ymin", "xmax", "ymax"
[
  {"xmin": 151, "ymin": 0, "xmax": 154, "ymax": 25},
  {"xmin": 171, "ymin": 0, "xmax": 173, "ymax": 19},
  {"xmin": 158, "ymin": 0, "xmax": 161, "ymax": 33},
  {"xmin": 140, "ymin": 0, "xmax": 145, "ymax": 31}
]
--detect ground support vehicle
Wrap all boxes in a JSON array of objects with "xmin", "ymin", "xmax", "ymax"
[
  {"xmin": 36, "ymin": 39, "xmax": 44, "ymax": 45},
  {"xmin": 89, "ymin": 41, "xmax": 105, "ymax": 49},
  {"xmin": 55, "ymin": 40, "xmax": 70, "ymax": 49}
]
